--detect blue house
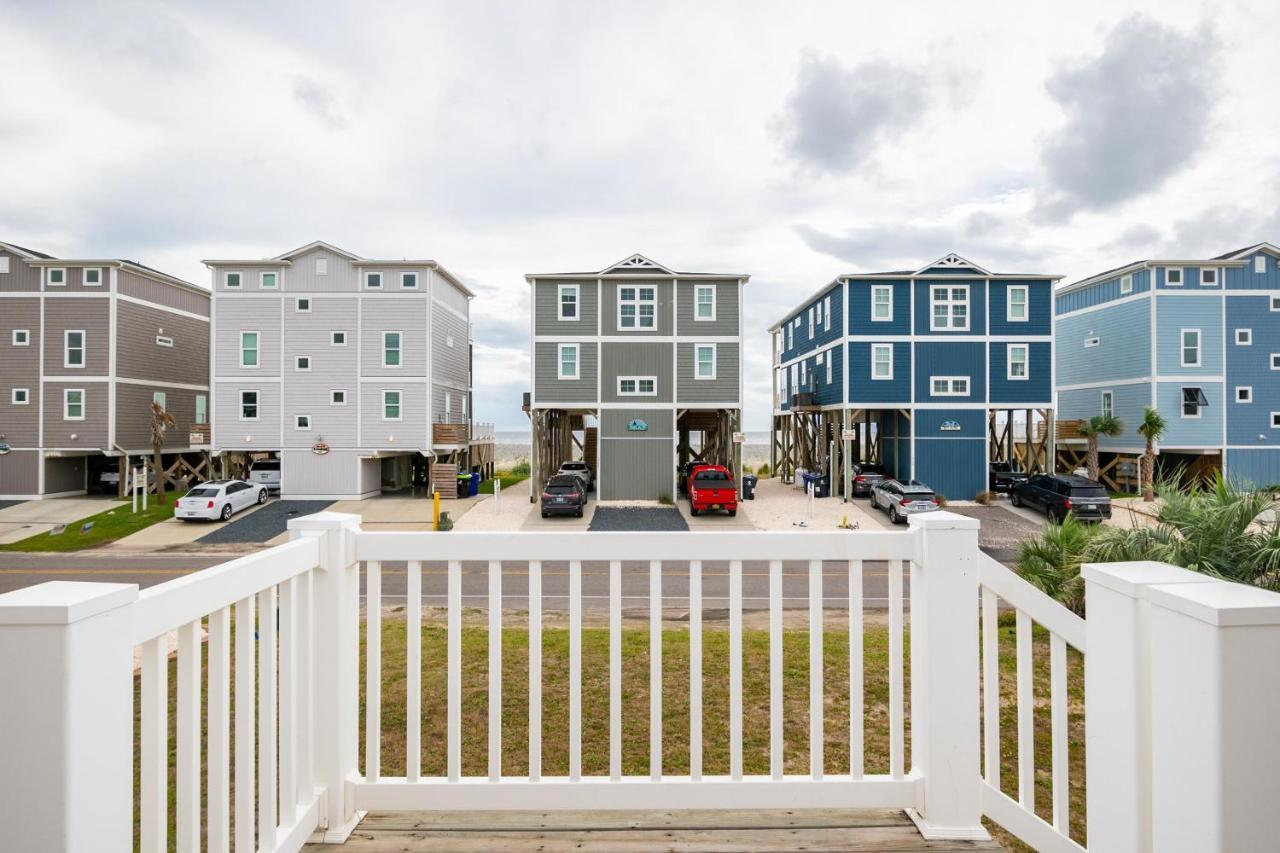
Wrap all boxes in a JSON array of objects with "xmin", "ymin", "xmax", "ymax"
[
  {"xmin": 1055, "ymin": 242, "xmax": 1280, "ymax": 488},
  {"xmin": 769, "ymin": 254, "xmax": 1060, "ymax": 500}
]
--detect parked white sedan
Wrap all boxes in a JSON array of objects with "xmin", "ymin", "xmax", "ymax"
[{"xmin": 175, "ymin": 480, "xmax": 268, "ymax": 522}]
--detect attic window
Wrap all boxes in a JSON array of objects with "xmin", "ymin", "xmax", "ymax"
[
  {"xmin": 316, "ymin": 258, "xmax": 328, "ymax": 276},
  {"xmin": 1256, "ymin": 257, "xmax": 1268, "ymax": 274},
  {"xmin": 0, "ymin": 257, "xmax": 8, "ymax": 274}
]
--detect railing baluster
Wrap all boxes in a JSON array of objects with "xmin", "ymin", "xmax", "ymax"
[
  {"xmin": 529, "ymin": 560, "xmax": 542, "ymax": 782},
  {"xmin": 650, "ymin": 559, "xmax": 662, "ymax": 781},
  {"xmin": 365, "ymin": 561, "xmax": 381, "ymax": 783},
  {"xmin": 849, "ymin": 559, "xmax": 864, "ymax": 779},
  {"xmin": 889, "ymin": 558, "xmax": 904, "ymax": 779},
  {"xmin": 809, "ymin": 559, "xmax": 824, "ymax": 780},
  {"xmin": 233, "ymin": 596, "xmax": 255, "ymax": 853},
  {"xmin": 406, "ymin": 561, "xmax": 421, "ymax": 782},
  {"xmin": 447, "ymin": 560, "xmax": 461, "ymax": 782},
  {"xmin": 176, "ymin": 619, "xmax": 201, "ymax": 853},
  {"xmin": 689, "ymin": 559, "xmax": 702, "ymax": 781},
  {"xmin": 982, "ymin": 587, "xmax": 1000, "ymax": 788},
  {"xmin": 769, "ymin": 559, "xmax": 783, "ymax": 780},
  {"xmin": 1016, "ymin": 610, "xmax": 1034, "ymax": 810},
  {"xmin": 297, "ymin": 571, "xmax": 314, "ymax": 811},
  {"xmin": 258, "ymin": 585, "xmax": 278, "ymax": 848},
  {"xmin": 140, "ymin": 636, "xmax": 167, "ymax": 853},
  {"xmin": 208, "ymin": 607, "xmax": 231, "ymax": 853},
  {"xmin": 488, "ymin": 559, "xmax": 502, "ymax": 782},
  {"xmin": 729, "ymin": 558, "xmax": 743, "ymax": 781},
  {"xmin": 279, "ymin": 576, "xmax": 297, "ymax": 826},
  {"xmin": 1050, "ymin": 631, "xmax": 1069, "ymax": 831},
  {"xmin": 609, "ymin": 559, "xmax": 622, "ymax": 782},
  {"xmin": 569, "ymin": 559, "xmax": 582, "ymax": 782}
]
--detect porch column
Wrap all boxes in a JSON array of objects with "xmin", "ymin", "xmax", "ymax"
[
  {"xmin": 907, "ymin": 512, "xmax": 987, "ymax": 839},
  {"xmin": 1146, "ymin": 578, "xmax": 1280, "ymax": 852},
  {"xmin": 289, "ymin": 512, "xmax": 364, "ymax": 842},
  {"xmin": 0, "ymin": 581, "xmax": 139, "ymax": 852}
]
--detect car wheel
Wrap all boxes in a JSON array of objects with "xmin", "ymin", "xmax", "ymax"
[
  {"xmin": 889, "ymin": 505, "xmax": 900, "ymax": 524},
  {"xmin": 542, "ymin": 511, "xmax": 549, "ymax": 519},
  {"xmin": 257, "ymin": 489, "xmax": 268, "ymax": 504},
  {"xmin": 728, "ymin": 509, "xmax": 737, "ymax": 517},
  {"xmin": 869, "ymin": 492, "xmax": 878, "ymax": 509},
  {"xmin": 691, "ymin": 507, "xmax": 699, "ymax": 517},
  {"xmin": 576, "ymin": 508, "xmax": 584, "ymax": 518},
  {"xmin": 220, "ymin": 503, "xmax": 233, "ymax": 522},
  {"xmin": 1010, "ymin": 492, "xmax": 1023, "ymax": 508}
]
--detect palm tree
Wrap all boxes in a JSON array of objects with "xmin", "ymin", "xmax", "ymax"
[
  {"xmin": 1136, "ymin": 407, "xmax": 1167, "ymax": 502},
  {"xmin": 1015, "ymin": 513, "xmax": 1096, "ymax": 614},
  {"xmin": 1077, "ymin": 414, "xmax": 1124, "ymax": 483},
  {"xmin": 150, "ymin": 400, "xmax": 176, "ymax": 505}
]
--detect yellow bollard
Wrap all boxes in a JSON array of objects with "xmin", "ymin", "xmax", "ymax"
[{"xmin": 433, "ymin": 490, "xmax": 441, "ymax": 531}]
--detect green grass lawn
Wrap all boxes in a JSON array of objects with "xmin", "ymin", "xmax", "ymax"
[
  {"xmin": 477, "ymin": 474, "xmax": 529, "ymax": 495},
  {"xmin": 136, "ymin": 620, "xmax": 1082, "ymax": 852},
  {"xmin": 0, "ymin": 499, "xmax": 175, "ymax": 552}
]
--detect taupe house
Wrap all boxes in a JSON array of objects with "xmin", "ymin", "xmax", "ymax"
[
  {"xmin": 526, "ymin": 254, "xmax": 747, "ymax": 500},
  {"xmin": 205, "ymin": 241, "xmax": 488, "ymax": 500},
  {"xmin": 0, "ymin": 241, "xmax": 211, "ymax": 499}
]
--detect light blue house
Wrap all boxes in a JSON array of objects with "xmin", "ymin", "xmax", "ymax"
[
  {"xmin": 1055, "ymin": 242, "xmax": 1280, "ymax": 487},
  {"xmin": 770, "ymin": 254, "xmax": 1060, "ymax": 500}
]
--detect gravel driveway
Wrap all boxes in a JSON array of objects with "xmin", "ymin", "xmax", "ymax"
[
  {"xmin": 197, "ymin": 500, "xmax": 333, "ymax": 544},
  {"xmin": 589, "ymin": 506, "xmax": 689, "ymax": 532},
  {"xmin": 944, "ymin": 504, "xmax": 1044, "ymax": 564}
]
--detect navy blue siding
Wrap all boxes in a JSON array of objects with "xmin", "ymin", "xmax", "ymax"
[
  {"xmin": 914, "ymin": 342, "xmax": 985, "ymax": 403},
  {"xmin": 913, "ymin": 410, "xmax": 986, "ymax": 499},
  {"xmin": 914, "ymin": 279, "xmax": 986, "ymax": 335},
  {"xmin": 880, "ymin": 410, "xmax": 912, "ymax": 480},
  {"xmin": 849, "ymin": 341, "xmax": 910, "ymax": 403},
  {"xmin": 989, "ymin": 280, "xmax": 1053, "ymax": 335},
  {"xmin": 1155, "ymin": 265, "xmax": 1223, "ymax": 290},
  {"xmin": 779, "ymin": 282, "xmax": 842, "ymax": 363},
  {"xmin": 812, "ymin": 347, "xmax": 844, "ymax": 406},
  {"xmin": 848, "ymin": 280, "xmax": 910, "ymax": 334},
  {"xmin": 989, "ymin": 342, "xmax": 1052, "ymax": 403}
]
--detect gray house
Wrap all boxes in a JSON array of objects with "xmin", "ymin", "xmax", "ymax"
[
  {"xmin": 0, "ymin": 241, "xmax": 211, "ymax": 499},
  {"xmin": 205, "ymin": 241, "xmax": 483, "ymax": 500},
  {"xmin": 526, "ymin": 254, "xmax": 747, "ymax": 500}
]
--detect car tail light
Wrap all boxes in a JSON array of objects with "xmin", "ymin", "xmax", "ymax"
[
  {"xmin": 855, "ymin": 475, "xmax": 866, "ymax": 482},
  {"xmin": 1063, "ymin": 498, "xmax": 1073, "ymax": 510},
  {"xmin": 542, "ymin": 492, "xmax": 554, "ymax": 500},
  {"xmin": 207, "ymin": 500, "xmax": 214, "ymax": 508},
  {"xmin": 931, "ymin": 498, "xmax": 939, "ymax": 505},
  {"xmin": 899, "ymin": 498, "xmax": 911, "ymax": 506}
]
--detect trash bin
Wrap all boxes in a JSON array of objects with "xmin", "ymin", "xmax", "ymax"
[
  {"xmin": 817, "ymin": 475, "xmax": 830, "ymax": 498},
  {"xmin": 803, "ymin": 472, "xmax": 828, "ymax": 498},
  {"xmin": 470, "ymin": 472, "xmax": 481, "ymax": 497},
  {"xmin": 457, "ymin": 474, "xmax": 470, "ymax": 497},
  {"xmin": 742, "ymin": 474, "xmax": 757, "ymax": 500}
]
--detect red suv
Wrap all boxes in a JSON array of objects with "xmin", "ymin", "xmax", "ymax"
[{"xmin": 688, "ymin": 464, "xmax": 737, "ymax": 517}]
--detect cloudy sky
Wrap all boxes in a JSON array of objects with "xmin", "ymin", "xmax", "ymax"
[{"xmin": 3, "ymin": 0, "xmax": 1277, "ymax": 431}]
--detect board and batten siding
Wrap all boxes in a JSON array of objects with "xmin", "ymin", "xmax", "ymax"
[
  {"xmin": 281, "ymin": 248, "xmax": 360, "ymax": 292},
  {"xmin": 600, "ymin": 342, "xmax": 673, "ymax": 403},
  {"xmin": 360, "ymin": 297, "xmax": 428, "ymax": 375},
  {"xmin": 600, "ymin": 280, "xmax": 673, "ymax": 336},
  {"xmin": 675, "ymin": 342, "xmax": 739, "ymax": 403},
  {"xmin": 214, "ymin": 299, "xmax": 283, "ymax": 375},
  {"xmin": 534, "ymin": 341, "xmax": 598, "ymax": 403},
  {"xmin": 116, "ymin": 301, "xmax": 209, "ymax": 387},
  {"xmin": 0, "ymin": 248, "xmax": 41, "ymax": 292},
  {"xmin": 534, "ymin": 280, "xmax": 599, "ymax": 336},
  {"xmin": 43, "ymin": 298, "xmax": 110, "ymax": 376},
  {"xmin": 675, "ymin": 279, "xmax": 739, "ymax": 336},
  {"xmin": 279, "ymin": 449, "xmax": 371, "ymax": 498},
  {"xmin": 116, "ymin": 270, "xmax": 210, "ymax": 316}
]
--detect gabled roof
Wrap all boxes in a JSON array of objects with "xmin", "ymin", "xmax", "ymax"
[
  {"xmin": 913, "ymin": 252, "xmax": 992, "ymax": 276},
  {"xmin": 1213, "ymin": 242, "xmax": 1280, "ymax": 260},
  {"xmin": 526, "ymin": 253, "xmax": 749, "ymax": 280},
  {"xmin": 601, "ymin": 253, "xmax": 674, "ymax": 275},
  {"xmin": 274, "ymin": 240, "xmax": 362, "ymax": 261},
  {"xmin": 0, "ymin": 240, "xmax": 55, "ymax": 260}
]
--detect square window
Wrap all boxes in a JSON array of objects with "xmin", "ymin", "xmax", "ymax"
[
  {"xmin": 1236, "ymin": 329, "xmax": 1252, "ymax": 346},
  {"xmin": 1181, "ymin": 387, "xmax": 1207, "ymax": 418},
  {"xmin": 240, "ymin": 391, "xmax": 259, "ymax": 420},
  {"xmin": 695, "ymin": 344, "xmax": 716, "ymax": 379},
  {"xmin": 47, "ymin": 268, "xmax": 66, "ymax": 286},
  {"xmin": 366, "ymin": 272, "xmax": 383, "ymax": 289},
  {"xmin": 260, "ymin": 271, "xmax": 278, "ymax": 289},
  {"xmin": 618, "ymin": 285, "xmax": 656, "ymax": 329},
  {"xmin": 401, "ymin": 272, "xmax": 418, "ymax": 289},
  {"xmin": 1166, "ymin": 267, "xmax": 1183, "ymax": 286},
  {"xmin": 295, "ymin": 415, "xmax": 311, "ymax": 430},
  {"xmin": 1120, "ymin": 275, "xmax": 1133, "ymax": 294},
  {"xmin": 83, "ymin": 268, "xmax": 102, "ymax": 286},
  {"xmin": 296, "ymin": 298, "xmax": 311, "ymax": 312},
  {"xmin": 12, "ymin": 388, "xmax": 29, "ymax": 405},
  {"xmin": 930, "ymin": 285, "xmax": 969, "ymax": 330},
  {"xmin": 63, "ymin": 388, "xmax": 84, "ymax": 420},
  {"xmin": 1237, "ymin": 386, "xmax": 1253, "ymax": 403},
  {"xmin": 1272, "ymin": 412, "xmax": 1280, "ymax": 429},
  {"xmin": 315, "ymin": 258, "xmax": 328, "ymax": 276},
  {"xmin": 296, "ymin": 356, "xmax": 311, "ymax": 371},
  {"xmin": 383, "ymin": 390, "xmax": 402, "ymax": 421},
  {"xmin": 331, "ymin": 390, "xmax": 346, "ymax": 405},
  {"xmin": 1201, "ymin": 267, "xmax": 1218, "ymax": 286},
  {"xmin": 12, "ymin": 329, "xmax": 29, "ymax": 346},
  {"xmin": 1272, "ymin": 353, "xmax": 1280, "ymax": 371},
  {"xmin": 558, "ymin": 343, "xmax": 579, "ymax": 379},
  {"xmin": 1271, "ymin": 296, "xmax": 1280, "ymax": 312},
  {"xmin": 224, "ymin": 271, "xmax": 242, "ymax": 288},
  {"xmin": 559, "ymin": 285, "xmax": 579, "ymax": 320},
  {"xmin": 331, "ymin": 331, "xmax": 347, "ymax": 346}
]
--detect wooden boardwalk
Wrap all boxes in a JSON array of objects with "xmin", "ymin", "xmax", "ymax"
[{"xmin": 306, "ymin": 808, "xmax": 1004, "ymax": 851}]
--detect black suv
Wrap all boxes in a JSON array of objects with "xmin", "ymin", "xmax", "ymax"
[
  {"xmin": 1010, "ymin": 474, "xmax": 1111, "ymax": 522},
  {"xmin": 540, "ymin": 474, "xmax": 587, "ymax": 518},
  {"xmin": 988, "ymin": 462, "xmax": 1029, "ymax": 493}
]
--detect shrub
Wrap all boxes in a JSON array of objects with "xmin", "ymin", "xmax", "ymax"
[
  {"xmin": 657, "ymin": 493, "xmax": 673, "ymax": 506},
  {"xmin": 756, "ymin": 463, "xmax": 771, "ymax": 478},
  {"xmin": 509, "ymin": 458, "xmax": 531, "ymax": 477},
  {"xmin": 976, "ymin": 490, "xmax": 998, "ymax": 505},
  {"xmin": 935, "ymin": 494, "xmax": 948, "ymax": 507},
  {"xmin": 1016, "ymin": 514, "xmax": 1098, "ymax": 615}
]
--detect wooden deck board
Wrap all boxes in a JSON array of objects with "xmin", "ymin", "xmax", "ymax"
[{"xmin": 307, "ymin": 809, "xmax": 1004, "ymax": 852}]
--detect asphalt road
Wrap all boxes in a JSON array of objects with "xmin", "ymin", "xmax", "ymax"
[{"xmin": 0, "ymin": 553, "xmax": 908, "ymax": 609}]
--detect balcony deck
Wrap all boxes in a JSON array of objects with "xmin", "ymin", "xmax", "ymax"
[{"xmin": 307, "ymin": 808, "xmax": 1004, "ymax": 851}]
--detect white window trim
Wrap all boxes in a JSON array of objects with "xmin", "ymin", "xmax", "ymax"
[
  {"xmin": 152, "ymin": 391, "xmax": 167, "ymax": 410},
  {"xmin": 617, "ymin": 375, "xmax": 658, "ymax": 396},
  {"xmin": 12, "ymin": 329, "xmax": 29, "ymax": 346},
  {"xmin": 1271, "ymin": 353, "xmax": 1280, "ymax": 371},
  {"xmin": 295, "ymin": 356, "xmax": 312, "ymax": 371},
  {"xmin": 330, "ymin": 390, "xmax": 347, "ymax": 406},
  {"xmin": 47, "ymin": 267, "xmax": 66, "ymax": 287},
  {"xmin": 399, "ymin": 271, "xmax": 419, "ymax": 289},
  {"xmin": 296, "ymin": 298, "xmax": 311, "ymax": 313},
  {"xmin": 617, "ymin": 285, "xmax": 657, "ymax": 331},
  {"xmin": 786, "ymin": 324, "xmax": 793, "ymax": 349},
  {"xmin": 331, "ymin": 331, "xmax": 347, "ymax": 346},
  {"xmin": 12, "ymin": 388, "xmax": 29, "ymax": 405},
  {"xmin": 1272, "ymin": 411, "xmax": 1280, "ymax": 430},
  {"xmin": 239, "ymin": 331, "xmax": 260, "ymax": 369},
  {"xmin": 1007, "ymin": 344, "xmax": 1029, "ymax": 380},
  {"xmin": 1255, "ymin": 257, "xmax": 1268, "ymax": 274},
  {"xmin": 155, "ymin": 335, "xmax": 174, "ymax": 348},
  {"xmin": 1084, "ymin": 336, "xmax": 1101, "ymax": 348},
  {"xmin": 1166, "ymin": 267, "xmax": 1184, "ymax": 287},
  {"xmin": 382, "ymin": 390, "xmax": 403, "ymax": 422},
  {"xmin": 1007, "ymin": 285, "xmax": 1029, "ymax": 321},
  {"xmin": 1272, "ymin": 296, "xmax": 1280, "ymax": 312},
  {"xmin": 1236, "ymin": 328, "xmax": 1252, "ymax": 346},
  {"xmin": 558, "ymin": 284, "xmax": 580, "ymax": 321},
  {"xmin": 1101, "ymin": 390, "xmax": 1114, "ymax": 418},
  {"xmin": 1120, "ymin": 274, "xmax": 1133, "ymax": 294},
  {"xmin": 1180, "ymin": 328, "xmax": 1201, "ymax": 368},
  {"xmin": 382, "ymin": 331, "xmax": 403, "ymax": 368},
  {"xmin": 223, "ymin": 271, "xmax": 243, "ymax": 289},
  {"xmin": 823, "ymin": 295, "xmax": 831, "ymax": 332},
  {"xmin": 260, "ymin": 271, "xmax": 279, "ymax": 289},
  {"xmin": 557, "ymin": 343, "xmax": 580, "ymax": 380},
  {"xmin": 871, "ymin": 285, "xmax": 894, "ymax": 322},
  {"xmin": 1181, "ymin": 387, "xmax": 1204, "ymax": 419},
  {"xmin": 0, "ymin": 256, "xmax": 8, "ymax": 274},
  {"xmin": 364, "ymin": 271, "xmax": 384, "ymax": 290},
  {"xmin": 871, "ymin": 343, "xmax": 894, "ymax": 380},
  {"xmin": 239, "ymin": 390, "xmax": 259, "ymax": 422},
  {"xmin": 1201, "ymin": 267, "xmax": 1218, "ymax": 286},
  {"xmin": 930, "ymin": 375, "xmax": 970, "ymax": 397},
  {"xmin": 1236, "ymin": 386, "xmax": 1253, "ymax": 403},
  {"xmin": 694, "ymin": 343, "xmax": 717, "ymax": 380},
  {"xmin": 64, "ymin": 329, "xmax": 85, "ymax": 369},
  {"xmin": 82, "ymin": 267, "xmax": 103, "ymax": 287},
  {"xmin": 315, "ymin": 258, "xmax": 328, "ymax": 276},
  {"xmin": 929, "ymin": 284, "xmax": 970, "ymax": 331},
  {"xmin": 295, "ymin": 415, "xmax": 312, "ymax": 431},
  {"xmin": 195, "ymin": 394, "xmax": 207, "ymax": 424},
  {"xmin": 63, "ymin": 388, "xmax": 85, "ymax": 421},
  {"xmin": 825, "ymin": 353, "xmax": 833, "ymax": 383},
  {"xmin": 694, "ymin": 284, "xmax": 716, "ymax": 322}
]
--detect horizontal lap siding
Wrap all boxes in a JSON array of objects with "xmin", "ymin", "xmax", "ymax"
[
  {"xmin": 534, "ymin": 280, "xmax": 598, "ymax": 336},
  {"xmin": 360, "ymin": 383, "xmax": 428, "ymax": 451},
  {"xmin": 362, "ymin": 297, "xmax": 428, "ymax": 375},
  {"xmin": 812, "ymin": 347, "xmax": 842, "ymax": 406},
  {"xmin": 116, "ymin": 301, "xmax": 209, "ymax": 386},
  {"xmin": 676, "ymin": 342, "xmax": 739, "ymax": 403},
  {"xmin": 44, "ymin": 457, "xmax": 86, "ymax": 493},
  {"xmin": 215, "ymin": 299, "xmax": 282, "ymax": 375},
  {"xmin": 780, "ymin": 284, "xmax": 841, "ymax": 363},
  {"xmin": 44, "ymin": 298, "xmax": 109, "ymax": 375},
  {"xmin": 989, "ymin": 342, "xmax": 1051, "ymax": 403},
  {"xmin": 676, "ymin": 279, "xmax": 740, "ymax": 336},
  {"xmin": 0, "ymin": 249, "xmax": 41, "ymax": 291},
  {"xmin": 914, "ymin": 279, "xmax": 986, "ymax": 336},
  {"xmin": 1158, "ymin": 381, "xmax": 1223, "ymax": 447},
  {"xmin": 601, "ymin": 280, "xmax": 672, "ymax": 336},
  {"xmin": 534, "ymin": 341, "xmax": 597, "ymax": 403},
  {"xmin": 43, "ymin": 382, "xmax": 108, "ymax": 448},
  {"xmin": 115, "ymin": 385, "xmax": 202, "ymax": 452},
  {"xmin": 116, "ymin": 271, "xmax": 209, "ymax": 315},
  {"xmin": 849, "ymin": 280, "xmax": 909, "ymax": 336},
  {"xmin": 0, "ymin": 451, "xmax": 39, "ymax": 496},
  {"xmin": 283, "ymin": 297, "xmax": 359, "ymax": 447},
  {"xmin": 601, "ymin": 342, "xmax": 673, "ymax": 403},
  {"xmin": 1, "ymin": 298, "xmax": 40, "ymax": 445},
  {"xmin": 214, "ymin": 383, "xmax": 280, "ymax": 452},
  {"xmin": 432, "ymin": 309, "xmax": 469, "ymax": 389},
  {"xmin": 1156, "ymin": 295, "xmax": 1222, "ymax": 374},
  {"xmin": 1227, "ymin": 294, "xmax": 1280, "ymax": 445},
  {"xmin": 1056, "ymin": 297, "xmax": 1150, "ymax": 386},
  {"xmin": 989, "ymin": 280, "xmax": 1053, "ymax": 335},
  {"xmin": 848, "ymin": 341, "xmax": 909, "ymax": 403},
  {"xmin": 914, "ymin": 342, "xmax": 985, "ymax": 402},
  {"xmin": 1057, "ymin": 384, "xmax": 1148, "ymax": 452},
  {"xmin": 280, "ymin": 448, "xmax": 366, "ymax": 498}
]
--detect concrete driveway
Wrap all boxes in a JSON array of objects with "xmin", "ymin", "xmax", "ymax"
[
  {"xmin": 0, "ymin": 495, "xmax": 125, "ymax": 545},
  {"xmin": 106, "ymin": 499, "xmax": 274, "ymax": 552}
]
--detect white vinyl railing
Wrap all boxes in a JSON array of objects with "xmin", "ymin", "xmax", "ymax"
[{"xmin": 4, "ymin": 512, "xmax": 1280, "ymax": 852}]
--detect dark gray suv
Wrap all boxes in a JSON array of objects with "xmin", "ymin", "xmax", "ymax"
[{"xmin": 1011, "ymin": 474, "xmax": 1111, "ymax": 522}]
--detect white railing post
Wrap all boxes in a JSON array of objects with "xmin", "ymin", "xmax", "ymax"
[
  {"xmin": 1145, "ymin": 577, "xmax": 1280, "ymax": 852},
  {"xmin": 289, "ymin": 512, "xmax": 364, "ymax": 843},
  {"xmin": 1080, "ymin": 561, "xmax": 1213, "ymax": 853},
  {"xmin": 0, "ymin": 581, "xmax": 138, "ymax": 852},
  {"xmin": 906, "ymin": 511, "xmax": 987, "ymax": 840}
]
